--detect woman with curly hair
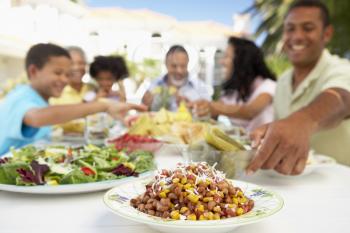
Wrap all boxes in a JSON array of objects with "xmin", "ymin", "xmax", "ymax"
[{"xmin": 192, "ymin": 37, "xmax": 276, "ymax": 132}]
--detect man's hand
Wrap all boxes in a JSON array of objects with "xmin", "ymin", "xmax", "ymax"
[
  {"xmin": 188, "ymin": 99, "xmax": 211, "ymax": 117},
  {"xmin": 247, "ymin": 112, "xmax": 315, "ymax": 175},
  {"xmin": 106, "ymin": 102, "xmax": 148, "ymax": 119}
]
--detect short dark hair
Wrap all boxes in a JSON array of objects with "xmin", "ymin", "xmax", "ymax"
[
  {"xmin": 286, "ymin": 0, "xmax": 331, "ymax": 27},
  {"xmin": 89, "ymin": 56, "xmax": 129, "ymax": 80},
  {"xmin": 165, "ymin": 45, "xmax": 188, "ymax": 60},
  {"xmin": 25, "ymin": 43, "xmax": 71, "ymax": 71}
]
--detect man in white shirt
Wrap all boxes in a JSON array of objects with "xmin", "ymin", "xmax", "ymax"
[
  {"xmin": 247, "ymin": 0, "xmax": 350, "ymax": 175},
  {"xmin": 142, "ymin": 45, "xmax": 211, "ymax": 111}
]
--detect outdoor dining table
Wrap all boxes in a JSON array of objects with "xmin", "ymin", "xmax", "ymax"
[{"xmin": 0, "ymin": 145, "xmax": 349, "ymax": 233}]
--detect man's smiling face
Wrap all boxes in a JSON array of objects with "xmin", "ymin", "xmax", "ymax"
[{"xmin": 283, "ymin": 7, "xmax": 333, "ymax": 67}]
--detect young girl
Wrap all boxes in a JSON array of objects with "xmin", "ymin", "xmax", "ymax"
[{"xmin": 87, "ymin": 56, "xmax": 128, "ymax": 102}]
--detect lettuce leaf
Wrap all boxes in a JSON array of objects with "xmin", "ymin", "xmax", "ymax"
[
  {"xmin": 60, "ymin": 169, "xmax": 95, "ymax": 184},
  {"xmin": 0, "ymin": 162, "xmax": 29, "ymax": 184},
  {"xmin": 130, "ymin": 151, "xmax": 155, "ymax": 173},
  {"xmin": 16, "ymin": 160, "xmax": 50, "ymax": 185}
]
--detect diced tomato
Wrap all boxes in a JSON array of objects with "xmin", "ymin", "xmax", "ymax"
[
  {"xmin": 112, "ymin": 157, "xmax": 119, "ymax": 161},
  {"xmin": 81, "ymin": 167, "xmax": 95, "ymax": 176}
]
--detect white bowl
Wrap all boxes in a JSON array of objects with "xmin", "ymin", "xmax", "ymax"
[{"xmin": 104, "ymin": 178, "xmax": 283, "ymax": 233}]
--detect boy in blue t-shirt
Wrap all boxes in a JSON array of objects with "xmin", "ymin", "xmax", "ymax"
[{"xmin": 0, "ymin": 43, "xmax": 146, "ymax": 155}]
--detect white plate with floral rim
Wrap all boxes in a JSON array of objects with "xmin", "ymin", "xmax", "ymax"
[
  {"xmin": 261, "ymin": 154, "xmax": 336, "ymax": 178},
  {"xmin": 103, "ymin": 178, "xmax": 283, "ymax": 233}
]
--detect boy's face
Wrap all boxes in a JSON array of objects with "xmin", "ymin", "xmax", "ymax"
[
  {"xmin": 283, "ymin": 7, "xmax": 333, "ymax": 67},
  {"xmin": 29, "ymin": 56, "xmax": 72, "ymax": 100}
]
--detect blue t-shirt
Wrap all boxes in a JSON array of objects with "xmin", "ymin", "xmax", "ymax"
[{"xmin": 0, "ymin": 85, "xmax": 51, "ymax": 156}]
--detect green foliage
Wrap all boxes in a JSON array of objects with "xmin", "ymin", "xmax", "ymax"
[
  {"xmin": 247, "ymin": 0, "xmax": 350, "ymax": 56},
  {"xmin": 266, "ymin": 54, "xmax": 291, "ymax": 77},
  {"xmin": 110, "ymin": 51, "xmax": 161, "ymax": 85}
]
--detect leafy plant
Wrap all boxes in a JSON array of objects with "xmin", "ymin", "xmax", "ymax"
[{"xmin": 246, "ymin": 0, "xmax": 350, "ymax": 56}]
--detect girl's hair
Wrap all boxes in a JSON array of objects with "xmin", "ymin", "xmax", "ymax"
[
  {"xmin": 89, "ymin": 56, "xmax": 129, "ymax": 80},
  {"xmin": 222, "ymin": 37, "xmax": 276, "ymax": 101}
]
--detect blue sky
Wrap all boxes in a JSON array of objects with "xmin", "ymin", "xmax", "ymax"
[{"xmin": 85, "ymin": 0, "xmax": 255, "ymax": 27}]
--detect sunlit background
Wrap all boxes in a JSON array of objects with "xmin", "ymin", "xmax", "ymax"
[
  {"xmin": 0, "ymin": 0, "xmax": 257, "ymax": 101},
  {"xmin": 1, "ymin": 0, "xmax": 348, "ymax": 102}
]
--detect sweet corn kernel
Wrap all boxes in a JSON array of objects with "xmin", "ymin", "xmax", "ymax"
[
  {"xmin": 204, "ymin": 212, "xmax": 214, "ymax": 220},
  {"xmin": 205, "ymin": 179, "xmax": 211, "ymax": 185},
  {"xmin": 170, "ymin": 210, "xmax": 180, "ymax": 220},
  {"xmin": 159, "ymin": 192, "xmax": 167, "ymax": 198},
  {"xmin": 184, "ymin": 183, "xmax": 192, "ymax": 190},
  {"xmin": 199, "ymin": 215, "xmax": 206, "ymax": 220},
  {"xmin": 196, "ymin": 204, "xmax": 204, "ymax": 212},
  {"xmin": 159, "ymin": 181, "xmax": 165, "ymax": 186},
  {"xmin": 213, "ymin": 213, "xmax": 221, "ymax": 220},
  {"xmin": 240, "ymin": 197, "xmax": 247, "ymax": 204},
  {"xmin": 187, "ymin": 214, "xmax": 197, "ymax": 221},
  {"xmin": 172, "ymin": 178, "xmax": 180, "ymax": 183},
  {"xmin": 187, "ymin": 193, "xmax": 199, "ymax": 203},
  {"xmin": 123, "ymin": 162, "xmax": 135, "ymax": 170},
  {"xmin": 180, "ymin": 207, "xmax": 188, "ymax": 214},
  {"xmin": 236, "ymin": 207, "xmax": 244, "ymax": 216},
  {"xmin": 47, "ymin": 180, "xmax": 58, "ymax": 186},
  {"xmin": 237, "ymin": 191, "xmax": 243, "ymax": 197},
  {"xmin": 233, "ymin": 198, "xmax": 239, "ymax": 205},
  {"xmin": 181, "ymin": 177, "xmax": 188, "ymax": 184},
  {"xmin": 203, "ymin": 197, "xmax": 213, "ymax": 202},
  {"xmin": 209, "ymin": 190, "xmax": 217, "ymax": 195},
  {"xmin": 213, "ymin": 206, "xmax": 221, "ymax": 212},
  {"xmin": 170, "ymin": 202, "xmax": 174, "ymax": 208},
  {"xmin": 208, "ymin": 212, "xmax": 214, "ymax": 220},
  {"xmin": 163, "ymin": 189, "xmax": 170, "ymax": 193}
]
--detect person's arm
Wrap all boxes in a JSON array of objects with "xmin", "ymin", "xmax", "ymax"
[
  {"xmin": 141, "ymin": 91, "xmax": 153, "ymax": 109},
  {"xmin": 191, "ymin": 93, "xmax": 272, "ymax": 119},
  {"xmin": 247, "ymin": 87, "xmax": 350, "ymax": 175},
  {"xmin": 117, "ymin": 81, "xmax": 127, "ymax": 102},
  {"xmin": 210, "ymin": 93, "xmax": 273, "ymax": 119},
  {"xmin": 24, "ymin": 101, "xmax": 147, "ymax": 127}
]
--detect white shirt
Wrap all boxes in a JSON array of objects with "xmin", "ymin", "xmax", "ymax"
[
  {"xmin": 148, "ymin": 74, "xmax": 212, "ymax": 111},
  {"xmin": 221, "ymin": 78, "xmax": 276, "ymax": 132}
]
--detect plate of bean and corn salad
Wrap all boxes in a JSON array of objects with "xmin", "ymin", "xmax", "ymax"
[{"xmin": 104, "ymin": 162, "xmax": 283, "ymax": 233}]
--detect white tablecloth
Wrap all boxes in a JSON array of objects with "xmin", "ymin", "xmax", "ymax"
[{"xmin": 0, "ymin": 147, "xmax": 350, "ymax": 233}]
